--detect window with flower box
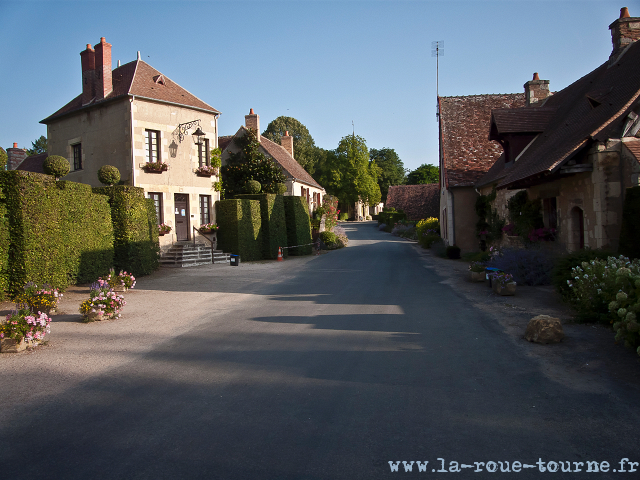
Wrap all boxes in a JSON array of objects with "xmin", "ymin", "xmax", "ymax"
[
  {"xmin": 148, "ymin": 192, "xmax": 163, "ymax": 224},
  {"xmin": 198, "ymin": 138, "xmax": 210, "ymax": 167},
  {"xmin": 145, "ymin": 130, "xmax": 161, "ymax": 163},
  {"xmin": 200, "ymin": 195, "xmax": 211, "ymax": 225}
]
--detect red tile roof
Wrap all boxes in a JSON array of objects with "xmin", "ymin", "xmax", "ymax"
[
  {"xmin": 385, "ymin": 184, "xmax": 440, "ymax": 221},
  {"xmin": 490, "ymin": 107, "xmax": 557, "ymax": 136},
  {"xmin": 624, "ymin": 139, "xmax": 640, "ymax": 162},
  {"xmin": 493, "ymin": 40, "xmax": 640, "ymax": 188},
  {"xmin": 41, "ymin": 60, "xmax": 219, "ymax": 124},
  {"xmin": 439, "ymin": 93, "xmax": 525, "ymax": 188},
  {"xmin": 16, "ymin": 153, "xmax": 47, "ymax": 173}
]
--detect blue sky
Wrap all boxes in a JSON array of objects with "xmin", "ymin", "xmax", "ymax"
[{"xmin": 0, "ymin": 0, "xmax": 627, "ymax": 172}]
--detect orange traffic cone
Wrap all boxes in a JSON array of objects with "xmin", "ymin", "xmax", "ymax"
[{"xmin": 277, "ymin": 247, "xmax": 284, "ymax": 261}]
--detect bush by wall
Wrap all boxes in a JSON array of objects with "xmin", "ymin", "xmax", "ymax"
[
  {"xmin": 489, "ymin": 245, "xmax": 559, "ymax": 286},
  {"xmin": 0, "ymin": 186, "xmax": 9, "ymax": 299},
  {"xmin": 378, "ymin": 208, "xmax": 407, "ymax": 227},
  {"xmin": 237, "ymin": 194, "xmax": 288, "ymax": 259},
  {"xmin": 619, "ymin": 186, "xmax": 640, "ymax": 260},
  {"xmin": 283, "ymin": 196, "xmax": 312, "ymax": 255},
  {"xmin": 446, "ymin": 245, "xmax": 461, "ymax": 259},
  {"xmin": 0, "ymin": 171, "xmax": 114, "ymax": 296},
  {"xmin": 93, "ymin": 186, "xmax": 158, "ymax": 276},
  {"xmin": 216, "ymin": 199, "xmax": 263, "ymax": 261},
  {"xmin": 551, "ymin": 248, "xmax": 615, "ymax": 301}
]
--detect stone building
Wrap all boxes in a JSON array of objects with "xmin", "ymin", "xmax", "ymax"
[
  {"xmin": 476, "ymin": 7, "xmax": 640, "ymax": 252},
  {"xmin": 40, "ymin": 37, "xmax": 221, "ymax": 246}
]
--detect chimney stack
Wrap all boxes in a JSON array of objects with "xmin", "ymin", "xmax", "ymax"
[
  {"xmin": 281, "ymin": 130, "xmax": 294, "ymax": 158},
  {"xmin": 80, "ymin": 44, "xmax": 96, "ymax": 105},
  {"xmin": 245, "ymin": 108, "xmax": 260, "ymax": 142},
  {"xmin": 610, "ymin": 7, "xmax": 640, "ymax": 59},
  {"xmin": 94, "ymin": 37, "xmax": 113, "ymax": 100},
  {"xmin": 7, "ymin": 143, "xmax": 28, "ymax": 170},
  {"xmin": 524, "ymin": 72, "xmax": 551, "ymax": 106}
]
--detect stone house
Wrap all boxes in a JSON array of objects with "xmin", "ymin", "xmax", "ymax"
[
  {"xmin": 438, "ymin": 93, "xmax": 525, "ymax": 252},
  {"xmin": 386, "ymin": 184, "xmax": 439, "ymax": 221},
  {"xmin": 476, "ymin": 7, "xmax": 640, "ymax": 252},
  {"xmin": 219, "ymin": 109, "xmax": 325, "ymax": 213},
  {"xmin": 40, "ymin": 37, "xmax": 221, "ymax": 247}
]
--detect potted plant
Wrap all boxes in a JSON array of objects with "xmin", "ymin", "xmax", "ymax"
[
  {"xmin": 469, "ymin": 262, "xmax": 486, "ymax": 282},
  {"xmin": 492, "ymin": 272, "xmax": 517, "ymax": 296},
  {"xmin": 101, "ymin": 268, "xmax": 136, "ymax": 292},
  {"xmin": 158, "ymin": 223, "xmax": 172, "ymax": 236},
  {"xmin": 79, "ymin": 281, "xmax": 127, "ymax": 322},
  {"xmin": 15, "ymin": 282, "xmax": 63, "ymax": 315},
  {"xmin": 143, "ymin": 162, "xmax": 168, "ymax": 173},
  {"xmin": 0, "ymin": 308, "xmax": 51, "ymax": 353},
  {"xmin": 195, "ymin": 165, "xmax": 219, "ymax": 177},
  {"xmin": 198, "ymin": 223, "xmax": 219, "ymax": 234}
]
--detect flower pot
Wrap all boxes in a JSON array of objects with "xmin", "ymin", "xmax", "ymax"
[
  {"xmin": 493, "ymin": 281, "xmax": 516, "ymax": 296},
  {"xmin": 470, "ymin": 271, "xmax": 486, "ymax": 282},
  {"xmin": 112, "ymin": 285, "xmax": 127, "ymax": 293},
  {"xmin": 1, "ymin": 337, "xmax": 27, "ymax": 353},
  {"xmin": 144, "ymin": 170, "xmax": 164, "ymax": 174},
  {"xmin": 196, "ymin": 172, "xmax": 213, "ymax": 178},
  {"xmin": 85, "ymin": 311, "xmax": 105, "ymax": 322}
]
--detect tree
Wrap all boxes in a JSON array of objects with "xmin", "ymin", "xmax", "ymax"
[
  {"xmin": 330, "ymin": 134, "xmax": 381, "ymax": 207},
  {"xmin": 369, "ymin": 148, "xmax": 406, "ymax": 202},
  {"xmin": 27, "ymin": 135, "xmax": 47, "ymax": 156},
  {"xmin": 221, "ymin": 128, "xmax": 287, "ymax": 198},
  {"xmin": 0, "ymin": 147, "xmax": 7, "ymax": 170},
  {"xmin": 262, "ymin": 116, "xmax": 317, "ymax": 172},
  {"xmin": 406, "ymin": 163, "xmax": 439, "ymax": 185}
]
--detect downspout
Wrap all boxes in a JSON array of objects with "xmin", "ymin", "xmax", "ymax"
[{"xmin": 129, "ymin": 95, "xmax": 136, "ymax": 186}]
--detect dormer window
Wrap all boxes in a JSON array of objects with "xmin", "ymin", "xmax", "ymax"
[
  {"xmin": 153, "ymin": 75, "xmax": 166, "ymax": 86},
  {"xmin": 587, "ymin": 96, "xmax": 602, "ymax": 109}
]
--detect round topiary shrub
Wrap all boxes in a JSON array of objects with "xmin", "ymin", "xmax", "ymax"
[
  {"xmin": 274, "ymin": 182, "xmax": 287, "ymax": 195},
  {"xmin": 97, "ymin": 165, "xmax": 121, "ymax": 186},
  {"xmin": 244, "ymin": 180, "xmax": 262, "ymax": 194},
  {"xmin": 43, "ymin": 155, "xmax": 70, "ymax": 180}
]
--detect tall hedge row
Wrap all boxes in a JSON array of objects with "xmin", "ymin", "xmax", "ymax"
[
  {"xmin": 619, "ymin": 186, "xmax": 640, "ymax": 259},
  {"xmin": 216, "ymin": 199, "xmax": 263, "ymax": 261},
  {"xmin": 283, "ymin": 196, "xmax": 312, "ymax": 255},
  {"xmin": 378, "ymin": 210, "xmax": 407, "ymax": 226},
  {"xmin": 93, "ymin": 186, "xmax": 159, "ymax": 276},
  {"xmin": 237, "ymin": 194, "xmax": 288, "ymax": 259},
  {"xmin": 0, "ymin": 171, "xmax": 114, "ymax": 295},
  {"xmin": 0, "ymin": 186, "xmax": 10, "ymax": 299}
]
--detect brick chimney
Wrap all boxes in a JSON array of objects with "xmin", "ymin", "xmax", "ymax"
[
  {"xmin": 281, "ymin": 131, "xmax": 294, "ymax": 158},
  {"xmin": 80, "ymin": 43, "xmax": 96, "ymax": 105},
  {"xmin": 94, "ymin": 37, "xmax": 113, "ymax": 100},
  {"xmin": 610, "ymin": 7, "xmax": 640, "ymax": 59},
  {"xmin": 524, "ymin": 72, "xmax": 551, "ymax": 106},
  {"xmin": 7, "ymin": 143, "xmax": 27, "ymax": 170},
  {"xmin": 245, "ymin": 108, "xmax": 260, "ymax": 142}
]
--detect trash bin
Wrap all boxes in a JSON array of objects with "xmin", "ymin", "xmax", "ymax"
[
  {"xmin": 485, "ymin": 267, "xmax": 503, "ymax": 287},
  {"xmin": 230, "ymin": 254, "xmax": 240, "ymax": 266}
]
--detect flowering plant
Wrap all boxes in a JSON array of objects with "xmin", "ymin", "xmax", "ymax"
[
  {"xmin": 316, "ymin": 195, "xmax": 339, "ymax": 231},
  {"xmin": 102, "ymin": 268, "xmax": 136, "ymax": 290},
  {"xmin": 14, "ymin": 281, "xmax": 62, "ymax": 314},
  {"xmin": 468, "ymin": 261, "xmax": 486, "ymax": 273},
  {"xmin": 159, "ymin": 223, "xmax": 172, "ymax": 234},
  {"xmin": 0, "ymin": 307, "xmax": 51, "ymax": 344},
  {"xmin": 493, "ymin": 272, "xmax": 515, "ymax": 287},
  {"xmin": 198, "ymin": 223, "xmax": 219, "ymax": 234},
  {"xmin": 143, "ymin": 162, "xmax": 168, "ymax": 172},
  {"xmin": 528, "ymin": 227, "xmax": 556, "ymax": 242},
  {"xmin": 79, "ymin": 281, "xmax": 126, "ymax": 320},
  {"xmin": 195, "ymin": 165, "xmax": 219, "ymax": 176},
  {"xmin": 501, "ymin": 223, "xmax": 516, "ymax": 235}
]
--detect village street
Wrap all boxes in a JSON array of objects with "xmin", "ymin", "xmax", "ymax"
[{"xmin": 1, "ymin": 222, "xmax": 640, "ymax": 479}]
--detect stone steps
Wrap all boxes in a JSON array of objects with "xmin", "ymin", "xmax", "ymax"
[{"xmin": 160, "ymin": 242, "xmax": 230, "ymax": 268}]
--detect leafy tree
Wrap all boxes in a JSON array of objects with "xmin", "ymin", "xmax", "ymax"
[
  {"xmin": 262, "ymin": 116, "xmax": 316, "ymax": 172},
  {"xmin": 0, "ymin": 147, "xmax": 7, "ymax": 170},
  {"xmin": 369, "ymin": 148, "xmax": 406, "ymax": 202},
  {"xmin": 27, "ymin": 135, "xmax": 48, "ymax": 156},
  {"xmin": 221, "ymin": 128, "xmax": 286, "ymax": 198},
  {"xmin": 406, "ymin": 163, "xmax": 439, "ymax": 185},
  {"xmin": 330, "ymin": 134, "xmax": 381, "ymax": 206}
]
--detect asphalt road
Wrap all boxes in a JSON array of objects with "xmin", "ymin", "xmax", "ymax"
[{"xmin": 1, "ymin": 222, "xmax": 639, "ymax": 479}]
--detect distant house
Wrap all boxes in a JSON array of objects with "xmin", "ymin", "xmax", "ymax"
[
  {"xmin": 477, "ymin": 7, "xmax": 640, "ymax": 252},
  {"xmin": 438, "ymin": 93, "xmax": 525, "ymax": 252},
  {"xmin": 386, "ymin": 184, "xmax": 439, "ymax": 221},
  {"xmin": 40, "ymin": 37, "xmax": 221, "ymax": 245},
  {"xmin": 220, "ymin": 109, "xmax": 325, "ymax": 213}
]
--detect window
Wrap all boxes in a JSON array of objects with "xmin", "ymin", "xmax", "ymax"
[
  {"xmin": 543, "ymin": 197, "xmax": 558, "ymax": 230},
  {"xmin": 198, "ymin": 138, "xmax": 210, "ymax": 168},
  {"xmin": 200, "ymin": 195, "xmax": 211, "ymax": 225},
  {"xmin": 72, "ymin": 143, "xmax": 82, "ymax": 170},
  {"xmin": 148, "ymin": 192, "xmax": 163, "ymax": 224},
  {"xmin": 145, "ymin": 130, "xmax": 161, "ymax": 163}
]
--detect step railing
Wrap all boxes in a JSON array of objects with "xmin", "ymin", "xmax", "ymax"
[{"xmin": 192, "ymin": 226, "xmax": 217, "ymax": 258}]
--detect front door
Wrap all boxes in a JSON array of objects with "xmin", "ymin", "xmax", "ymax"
[{"xmin": 174, "ymin": 194, "xmax": 190, "ymax": 241}]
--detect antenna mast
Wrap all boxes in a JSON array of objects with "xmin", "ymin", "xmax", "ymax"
[{"xmin": 432, "ymin": 40, "xmax": 444, "ymax": 120}]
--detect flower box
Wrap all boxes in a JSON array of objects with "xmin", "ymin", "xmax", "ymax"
[
  {"xmin": 470, "ymin": 271, "xmax": 486, "ymax": 282},
  {"xmin": 143, "ymin": 162, "xmax": 168, "ymax": 173},
  {"xmin": 0, "ymin": 337, "xmax": 27, "ymax": 353},
  {"xmin": 85, "ymin": 311, "xmax": 105, "ymax": 322},
  {"xmin": 493, "ymin": 281, "xmax": 517, "ymax": 296}
]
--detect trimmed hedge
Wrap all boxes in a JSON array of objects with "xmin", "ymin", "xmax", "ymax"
[
  {"xmin": 216, "ymin": 199, "xmax": 263, "ymax": 261},
  {"xmin": 93, "ymin": 186, "xmax": 159, "ymax": 276},
  {"xmin": 378, "ymin": 210, "xmax": 407, "ymax": 226},
  {"xmin": 0, "ymin": 186, "xmax": 9, "ymax": 299},
  {"xmin": 0, "ymin": 171, "xmax": 114, "ymax": 296},
  {"xmin": 283, "ymin": 196, "xmax": 312, "ymax": 255},
  {"xmin": 237, "ymin": 194, "xmax": 288, "ymax": 259},
  {"xmin": 619, "ymin": 186, "xmax": 640, "ymax": 259}
]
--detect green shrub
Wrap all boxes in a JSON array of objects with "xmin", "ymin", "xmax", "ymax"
[
  {"xmin": 475, "ymin": 187, "xmax": 504, "ymax": 245},
  {"xmin": 446, "ymin": 245, "xmax": 461, "ymax": 259},
  {"xmin": 378, "ymin": 208, "xmax": 407, "ymax": 227},
  {"xmin": 551, "ymin": 248, "xmax": 615, "ymax": 301},
  {"xmin": 244, "ymin": 180, "xmax": 262, "ymax": 194},
  {"xmin": 416, "ymin": 217, "xmax": 441, "ymax": 248},
  {"xmin": 432, "ymin": 238, "xmax": 447, "ymax": 258},
  {"xmin": 236, "ymin": 194, "xmax": 287, "ymax": 259},
  {"xmin": 319, "ymin": 231, "xmax": 337, "ymax": 245},
  {"xmin": 462, "ymin": 251, "xmax": 491, "ymax": 262},
  {"xmin": 274, "ymin": 183, "xmax": 287, "ymax": 195},
  {"xmin": 93, "ymin": 186, "xmax": 158, "ymax": 276},
  {"xmin": 507, "ymin": 190, "xmax": 543, "ymax": 240},
  {"xmin": 43, "ymin": 155, "xmax": 70, "ymax": 180},
  {"xmin": 420, "ymin": 234, "xmax": 441, "ymax": 248},
  {"xmin": 339, "ymin": 213, "xmax": 349, "ymax": 221},
  {"xmin": 97, "ymin": 165, "xmax": 121, "ymax": 186},
  {"xmin": 216, "ymin": 199, "xmax": 263, "ymax": 261},
  {"xmin": 619, "ymin": 186, "xmax": 640, "ymax": 260},
  {"xmin": 0, "ymin": 148, "xmax": 7, "ymax": 170},
  {"xmin": 283, "ymin": 196, "xmax": 312, "ymax": 255}
]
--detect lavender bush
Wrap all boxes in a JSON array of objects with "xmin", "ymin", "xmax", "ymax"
[{"xmin": 488, "ymin": 246, "xmax": 558, "ymax": 286}]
